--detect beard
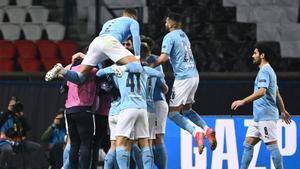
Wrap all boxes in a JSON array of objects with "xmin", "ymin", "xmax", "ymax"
[{"xmin": 253, "ymin": 58, "xmax": 261, "ymax": 65}]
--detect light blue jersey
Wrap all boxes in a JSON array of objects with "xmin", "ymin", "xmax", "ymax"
[
  {"xmin": 109, "ymin": 97, "xmax": 121, "ymax": 116},
  {"xmin": 253, "ymin": 64, "xmax": 279, "ymax": 122},
  {"xmin": 96, "ymin": 65, "xmax": 163, "ymax": 111},
  {"xmin": 99, "ymin": 16, "xmax": 140, "ymax": 56},
  {"xmin": 146, "ymin": 55, "xmax": 166, "ymax": 101},
  {"xmin": 146, "ymin": 76, "xmax": 157, "ymax": 113},
  {"xmin": 161, "ymin": 29, "xmax": 198, "ymax": 80}
]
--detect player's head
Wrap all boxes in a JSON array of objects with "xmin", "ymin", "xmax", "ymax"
[
  {"xmin": 165, "ymin": 12, "xmax": 183, "ymax": 31},
  {"xmin": 252, "ymin": 42, "xmax": 273, "ymax": 65},
  {"xmin": 141, "ymin": 42, "xmax": 151, "ymax": 61},
  {"xmin": 123, "ymin": 8, "xmax": 138, "ymax": 20},
  {"xmin": 123, "ymin": 38, "xmax": 133, "ymax": 50},
  {"xmin": 141, "ymin": 35, "xmax": 154, "ymax": 51}
]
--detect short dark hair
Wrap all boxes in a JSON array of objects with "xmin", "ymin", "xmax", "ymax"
[
  {"xmin": 141, "ymin": 35, "xmax": 154, "ymax": 50},
  {"xmin": 56, "ymin": 108, "xmax": 65, "ymax": 115},
  {"xmin": 254, "ymin": 42, "xmax": 274, "ymax": 62},
  {"xmin": 124, "ymin": 8, "xmax": 137, "ymax": 17},
  {"xmin": 167, "ymin": 12, "xmax": 183, "ymax": 24},
  {"xmin": 141, "ymin": 42, "xmax": 150, "ymax": 59}
]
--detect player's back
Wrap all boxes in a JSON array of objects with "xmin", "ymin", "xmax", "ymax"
[
  {"xmin": 163, "ymin": 29, "xmax": 198, "ymax": 80},
  {"xmin": 99, "ymin": 16, "xmax": 138, "ymax": 43},
  {"xmin": 146, "ymin": 55, "xmax": 166, "ymax": 101},
  {"xmin": 146, "ymin": 76, "xmax": 157, "ymax": 113},
  {"xmin": 115, "ymin": 71, "xmax": 148, "ymax": 111}
]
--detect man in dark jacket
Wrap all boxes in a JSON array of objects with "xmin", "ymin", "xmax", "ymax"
[{"xmin": 0, "ymin": 96, "xmax": 46, "ymax": 168}]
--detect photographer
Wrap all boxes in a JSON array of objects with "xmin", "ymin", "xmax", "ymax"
[
  {"xmin": 0, "ymin": 96, "xmax": 46, "ymax": 168},
  {"xmin": 41, "ymin": 108, "xmax": 66, "ymax": 169}
]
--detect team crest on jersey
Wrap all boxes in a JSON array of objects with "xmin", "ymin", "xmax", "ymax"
[{"xmin": 162, "ymin": 45, "xmax": 166, "ymax": 48}]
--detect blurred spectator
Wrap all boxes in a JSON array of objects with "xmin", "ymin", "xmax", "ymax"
[
  {"xmin": 41, "ymin": 108, "xmax": 66, "ymax": 169},
  {"xmin": 0, "ymin": 96, "xmax": 48, "ymax": 168}
]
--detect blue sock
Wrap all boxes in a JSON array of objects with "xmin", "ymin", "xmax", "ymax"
[
  {"xmin": 153, "ymin": 144, "xmax": 167, "ymax": 169},
  {"xmin": 240, "ymin": 142, "xmax": 254, "ymax": 169},
  {"xmin": 141, "ymin": 147, "xmax": 154, "ymax": 169},
  {"xmin": 267, "ymin": 144, "xmax": 283, "ymax": 169},
  {"xmin": 125, "ymin": 61, "xmax": 143, "ymax": 73},
  {"xmin": 131, "ymin": 144, "xmax": 144, "ymax": 169},
  {"xmin": 104, "ymin": 149, "xmax": 116, "ymax": 169},
  {"xmin": 63, "ymin": 143, "xmax": 71, "ymax": 169},
  {"xmin": 64, "ymin": 70, "xmax": 86, "ymax": 84},
  {"xmin": 182, "ymin": 109, "xmax": 207, "ymax": 129},
  {"xmin": 116, "ymin": 146, "xmax": 130, "ymax": 169},
  {"xmin": 168, "ymin": 111, "xmax": 196, "ymax": 135}
]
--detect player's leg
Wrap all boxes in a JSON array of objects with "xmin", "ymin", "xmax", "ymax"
[
  {"xmin": 168, "ymin": 79, "xmax": 205, "ymax": 154},
  {"xmin": 131, "ymin": 140, "xmax": 143, "ymax": 169},
  {"xmin": 46, "ymin": 37, "xmax": 105, "ymax": 83},
  {"xmin": 116, "ymin": 137, "xmax": 132, "ymax": 169},
  {"xmin": 241, "ymin": 137, "xmax": 260, "ymax": 169},
  {"xmin": 153, "ymin": 100, "xmax": 168, "ymax": 169},
  {"xmin": 261, "ymin": 121, "xmax": 283, "ymax": 169},
  {"xmin": 115, "ymin": 109, "xmax": 139, "ymax": 169},
  {"xmin": 76, "ymin": 111, "xmax": 94, "ymax": 169},
  {"xmin": 105, "ymin": 141, "xmax": 118, "ymax": 169},
  {"xmin": 63, "ymin": 137, "xmax": 71, "ymax": 169},
  {"xmin": 136, "ymin": 109, "xmax": 154, "ymax": 169},
  {"xmin": 105, "ymin": 115, "xmax": 118, "ymax": 169},
  {"xmin": 240, "ymin": 121, "xmax": 260, "ymax": 169},
  {"xmin": 181, "ymin": 76, "xmax": 217, "ymax": 150}
]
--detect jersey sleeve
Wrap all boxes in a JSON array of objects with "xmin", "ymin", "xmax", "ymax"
[
  {"xmin": 161, "ymin": 35, "xmax": 173, "ymax": 56},
  {"xmin": 144, "ymin": 66, "xmax": 164, "ymax": 78},
  {"xmin": 96, "ymin": 66, "xmax": 116, "ymax": 77},
  {"xmin": 130, "ymin": 20, "xmax": 141, "ymax": 56},
  {"xmin": 257, "ymin": 69, "xmax": 270, "ymax": 88}
]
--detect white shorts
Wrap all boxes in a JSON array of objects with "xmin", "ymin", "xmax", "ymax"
[
  {"xmin": 246, "ymin": 120, "xmax": 278, "ymax": 143},
  {"xmin": 82, "ymin": 36, "xmax": 133, "ymax": 66},
  {"xmin": 169, "ymin": 76, "xmax": 199, "ymax": 107},
  {"xmin": 116, "ymin": 108, "xmax": 149, "ymax": 139},
  {"xmin": 148, "ymin": 112, "xmax": 157, "ymax": 139},
  {"xmin": 109, "ymin": 115, "xmax": 135, "ymax": 140},
  {"xmin": 155, "ymin": 100, "xmax": 168, "ymax": 134},
  {"xmin": 108, "ymin": 115, "xmax": 118, "ymax": 141}
]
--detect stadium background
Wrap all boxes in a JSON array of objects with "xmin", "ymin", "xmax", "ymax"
[{"xmin": 0, "ymin": 0, "xmax": 299, "ymax": 168}]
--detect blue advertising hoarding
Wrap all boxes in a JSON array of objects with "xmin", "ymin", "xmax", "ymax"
[{"xmin": 164, "ymin": 116, "xmax": 299, "ymax": 169}]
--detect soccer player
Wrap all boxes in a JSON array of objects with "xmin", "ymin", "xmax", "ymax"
[
  {"xmin": 231, "ymin": 42, "xmax": 291, "ymax": 169},
  {"xmin": 141, "ymin": 40, "xmax": 169, "ymax": 169},
  {"xmin": 151, "ymin": 12, "xmax": 217, "ymax": 154},
  {"xmin": 104, "ymin": 90, "xmax": 121, "ymax": 169},
  {"xmin": 97, "ymin": 64, "xmax": 164, "ymax": 169},
  {"xmin": 45, "ymin": 8, "xmax": 142, "ymax": 84}
]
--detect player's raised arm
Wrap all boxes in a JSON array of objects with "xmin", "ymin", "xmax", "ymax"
[
  {"xmin": 143, "ymin": 66, "xmax": 164, "ymax": 78},
  {"xmin": 130, "ymin": 20, "xmax": 141, "ymax": 57}
]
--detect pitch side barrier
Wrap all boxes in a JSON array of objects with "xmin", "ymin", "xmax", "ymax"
[{"xmin": 164, "ymin": 116, "xmax": 300, "ymax": 169}]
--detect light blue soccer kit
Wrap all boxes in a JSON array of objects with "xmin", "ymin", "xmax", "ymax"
[
  {"xmin": 63, "ymin": 16, "xmax": 141, "ymax": 84},
  {"xmin": 97, "ymin": 65, "xmax": 163, "ymax": 169},
  {"xmin": 161, "ymin": 29, "xmax": 208, "ymax": 137},
  {"xmin": 241, "ymin": 63, "xmax": 283, "ymax": 169}
]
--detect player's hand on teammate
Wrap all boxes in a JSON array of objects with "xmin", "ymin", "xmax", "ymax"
[
  {"xmin": 111, "ymin": 65, "xmax": 124, "ymax": 77},
  {"xmin": 281, "ymin": 110, "xmax": 292, "ymax": 124},
  {"xmin": 231, "ymin": 100, "xmax": 246, "ymax": 110},
  {"xmin": 71, "ymin": 52, "xmax": 85, "ymax": 64}
]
